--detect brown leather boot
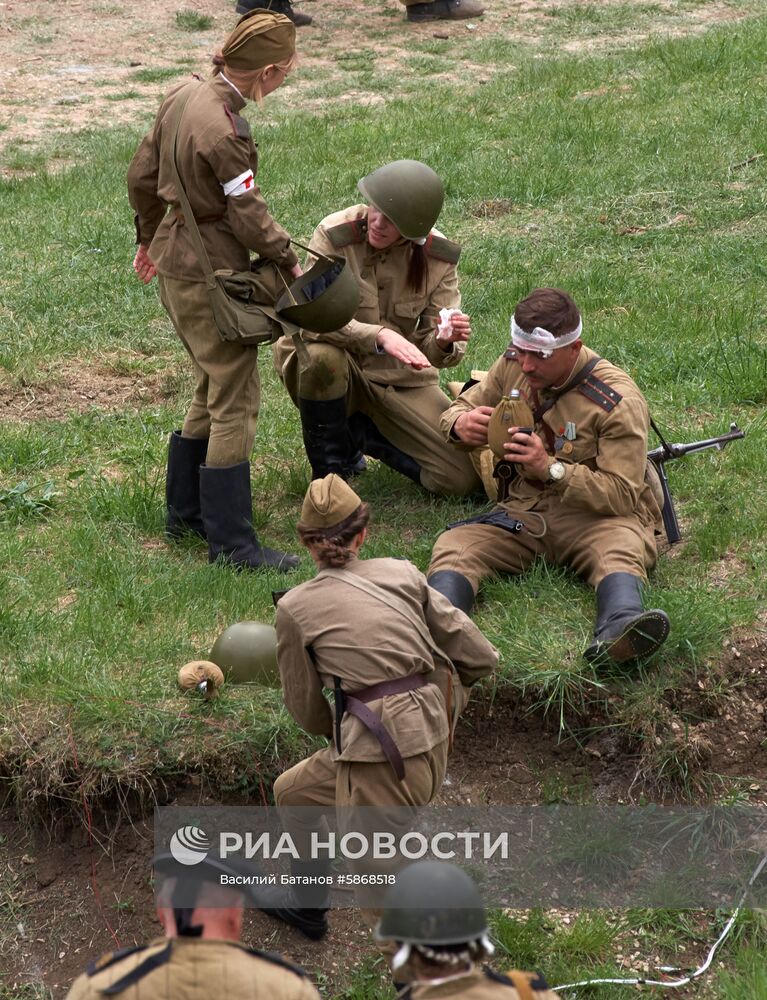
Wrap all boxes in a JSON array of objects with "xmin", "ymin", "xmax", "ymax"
[{"xmin": 407, "ymin": 0, "xmax": 485, "ymax": 21}]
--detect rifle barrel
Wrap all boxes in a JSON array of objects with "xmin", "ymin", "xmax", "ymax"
[{"xmin": 647, "ymin": 427, "xmax": 745, "ymax": 463}]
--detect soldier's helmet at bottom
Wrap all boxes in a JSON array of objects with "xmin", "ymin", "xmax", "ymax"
[
  {"xmin": 209, "ymin": 620, "xmax": 279, "ymax": 687},
  {"xmin": 357, "ymin": 160, "xmax": 445, "ymax": 241},
  {"xmin": 376, "ymin": 860, "xmax": 492, "ymax": 953}
]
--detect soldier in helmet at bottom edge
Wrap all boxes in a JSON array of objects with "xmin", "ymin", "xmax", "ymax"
[
  {"xmin": 376, "ymin": 860, "xmax": 561, "ymax": 1000},
  {"xmin": 64, "ymin": 852, "xmax": 320, "ymax": 1000}
]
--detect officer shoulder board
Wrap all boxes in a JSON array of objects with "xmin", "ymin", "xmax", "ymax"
[
  {"xmin": 423, "ymin": 233, "xmax": 461, "ymax": 264},
  {"xmin": 486, "ymin": 967, "xmax": 552, "ymax": 999},
  {"xmin": 575, "ymin": 370, "xmax": 622, "ymax": 412},
  {"xmin": 223, "ymin": 104, "xmax": 251, "ymax": 140},
  {"xmin": 89, "ymin": 943, "xmax": 173, "ymax": 995},
  {"xmin": 326, "ymin": 218, "xmax": 368, "ymax": 248}
]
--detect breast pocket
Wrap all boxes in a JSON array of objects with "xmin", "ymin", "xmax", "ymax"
[
  {"xmin": 554, "ymin": 434, "xmax": 598, "ymax": 467},
  {"xmin": 393, "ymin": 299, "xmax": 429, "ymax": 336}
]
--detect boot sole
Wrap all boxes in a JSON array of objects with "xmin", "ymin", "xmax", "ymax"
[{"xmin": 585, "ymin": 610, "xmax": 670, "ymax": 665}]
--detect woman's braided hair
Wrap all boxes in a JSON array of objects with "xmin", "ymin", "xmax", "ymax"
[{"xmin": 297, "ymin": 503, "xmax": 370, "ymax": 568}]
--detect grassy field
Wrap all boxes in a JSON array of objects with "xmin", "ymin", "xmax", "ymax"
[{"xmin": 1, "ymin": 3, "xmax": 767, "ymax": 996}]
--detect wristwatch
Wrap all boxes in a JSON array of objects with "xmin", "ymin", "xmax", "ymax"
[{"xmin": 547, "ymin": 460, "xmax": 566, "ymax": 483}]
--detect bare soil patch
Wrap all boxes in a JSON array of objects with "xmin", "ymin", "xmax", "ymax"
[{"xmin": 0, "ymin": 355, "xmax": 179, "ymax": 421}]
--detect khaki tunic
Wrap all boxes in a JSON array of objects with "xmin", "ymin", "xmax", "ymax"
[
  {"xmin": 405, "ymin": 968, "xmax": 560, "ymax": 1000},
  {"xmin": 126, "ymin": 75, "xmax": 298, "ymax": 466},
  {"xmin": 276, "ymin": 556, "xmax": 498, "ymax": 762},
  {"xmin": 429, "ymin": 346, "xmax": 661, "ymax": 589},
  {"xmin": 127, "ymin": 75, "xmax": 297, "ymax": 279},
  {"xmin": 65, "ymin": 937, "xmax": 319, "ymax": 1000},
  {"xmin": 272, "ymin": 206, "xmax": 480, "ymax": 495},
  {"xmin": 273, "ymin": 557, "xmax": 498, "ymax": 855}
]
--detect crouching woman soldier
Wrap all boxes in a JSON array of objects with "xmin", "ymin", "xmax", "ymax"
[{"xmin": 261, "ymin": 475, "xmax": 499, "ymax": 940}]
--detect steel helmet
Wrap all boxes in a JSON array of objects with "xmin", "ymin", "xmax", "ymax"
[
  {"xmin": 209, "ymin": 621, "xmax": 279, "ymax": 687},
  {"xmin": 357, "ymin": 160, "xmax": 444, "ymax": 240},
  {"xmin": 376, "ymin": 860, "xmax": 488, "ymax": 945},
  {"xmin": 277, "ymin": 254, "xmax": 360, "ymax": 333}
]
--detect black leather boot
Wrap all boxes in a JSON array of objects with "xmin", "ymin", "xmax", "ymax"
[
  {"xmin": 166, "ymin": 431, "xmax": 208, "ymax": 540},
  {"xmin": 584, "ymin": 572, "xmax": 670, "ymax": 665},
  {"xmin": 259, "ymin": 859, "xmax": 330, "ymax": 940},
  {"xmin": 236, "ymin": 0, "xmax": 313, "ymax": 26},
  {"xmin": 199, "ymin": 461, "xmax": 299, "ymax": 572},
  {"xmin": 348, "ymin": 412, "xmax": 422, "ymax": 486},
  {"xmin": 427, "ymin": 570, "xmax": 475, "ymax": 614},
  {"xmin": 298, "ymin": 396, "xmax": 366, "ymax": 480}
]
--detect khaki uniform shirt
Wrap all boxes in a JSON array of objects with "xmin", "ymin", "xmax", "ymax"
[
  {"xmin": 442, "ymin": 345, "xmax": 661, "ymax": 526},
  {"xmin": 273, "ymin": 205, "xmax": 465, "ymax": 387},
  {"xmin": 66, "ymin": 937, "xmax": 319, "ymax": 1000},
  {"xmin": 275, "ymin": 557, "xmax": 499, "ymax": 762},
  {"xmin": 127, "ymin": 75, "xmax": 298, "ymax": 281},
  {"xmin": 406, "ymin": 968, "xmax": 560, "ymax": 1000}
]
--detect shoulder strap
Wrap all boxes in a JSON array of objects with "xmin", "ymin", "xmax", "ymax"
[
  {"xmin": 532, "ymin": 356, "xmax": 602, "ymax": 423},
  {"xmin": 86, "ymin": 944, "xmax": 148, "ymax": 976},
  {"xmin": 99, "ymin": 943, "xmax": 173, "ymax": 995},
  {"xmin": 576, "ymin": 371, "xmax": 623, "ymax": 412},
  {"xmin": 326, "ymin": 218, "xmax": 368, "ymax": 247},
  {"xmin": 168, "ymin": 85, "xmax": 217, "ymax": 288},
  {"xmin": 423, "ymin": 232, "xmax": 461, "ymax": 264},
  {"xmin": 487, "ymin": 968, "xmax": 551, "ymax": 998}
]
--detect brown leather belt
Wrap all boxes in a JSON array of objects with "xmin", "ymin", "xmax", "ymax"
[
  {"xmin": 333, "ymin": 673, "xmax": 430, "ymax": 781},
  {"xmin": 173, "ymin": 207, "xmax": 224, "ymax": 225}
]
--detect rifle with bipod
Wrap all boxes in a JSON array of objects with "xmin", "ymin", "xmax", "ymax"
[{"xmin": 647, "ymin": 419, "xmax": 745, "ymax": 544}]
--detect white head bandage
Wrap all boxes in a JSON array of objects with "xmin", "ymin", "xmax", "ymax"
[{"xmin": 510, "ymin": 315, "xmax": 582, "ymax": 358}]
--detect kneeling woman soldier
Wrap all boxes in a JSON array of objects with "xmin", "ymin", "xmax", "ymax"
[
  {"xmin": 261, "ymin": 474, "xmax": 499, "ymax": 940},
  {"xmin": 272, "ymin": 160, "xmax": 482, "ymax": 496},
  {"xmin": 128, "ymin": 11, "xmax": 301, "ymax": 571}
]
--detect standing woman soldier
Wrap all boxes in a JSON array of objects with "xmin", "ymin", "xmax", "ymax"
[
  {"xmin": 272, "ymin": 160, "xmax": 482, "ymax": 496},
  {"xmin": 127, "ymin": 11, "xmax": 301, "ymax": 572},
  {"xmin": 262, "ymin": 474, "xmax": 498, "ymax": 940}
]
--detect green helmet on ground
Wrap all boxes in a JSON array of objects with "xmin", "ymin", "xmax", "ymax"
[
  {"xmin": 277, "ymin": 255, "xmax": 360, "ymax": 333},
  {"xmin": 357, "ymin": 160, "xmax": 444, "ymax": 240},
  {"xmin": 209, "ymin": 621, "xmax": 279, "ymax": 687},
  {"xmin": 376, "ymin": 860, "xmax": 489, "ymax": 945}
]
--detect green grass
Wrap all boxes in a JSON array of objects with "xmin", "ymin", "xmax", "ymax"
[
  {"xmin": 174, "ymin": 10, "xmax": 214, "ymax": 32},
  {"xmin": 129, "ymin": 67, "xmax": 182, "ymax": 84}
]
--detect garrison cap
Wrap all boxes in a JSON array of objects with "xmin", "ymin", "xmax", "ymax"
[
  {"xmin": 222, "ymin": 9, "xmax": 296, "ymax": 72},
  {"xmin": 299, "ymin": 474, "xmax": 361, "ymax": 529}
]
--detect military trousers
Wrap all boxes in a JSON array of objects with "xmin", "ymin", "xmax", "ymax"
[
  {"xmin": 159, "ymin": 276, "xmax": 261, "ymax": 467},
  {"xmin": 428, "ymin": 494, "xmax": 657, "ymax": 591},
  {"xmin": 274, "ymin": 740, "xmax": 448, "ymax": 905},
  {"xmin": 279, "ymin": 342, "xmax": 480, "ymax": 496}
]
